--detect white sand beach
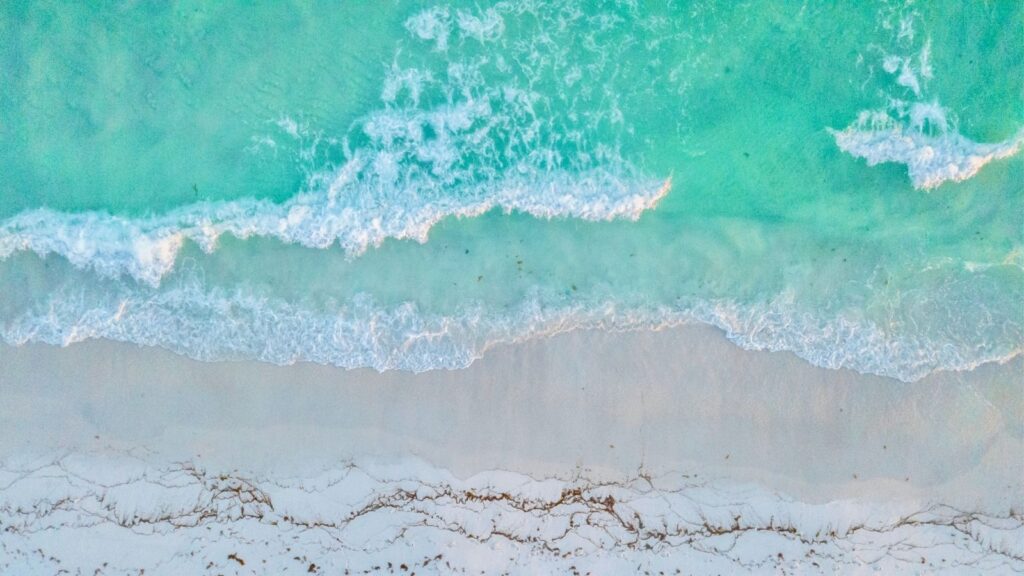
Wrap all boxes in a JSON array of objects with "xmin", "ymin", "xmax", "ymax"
[{"xmin": 1, "ymin": 326, "xmax": 1021, "ymax": 573}]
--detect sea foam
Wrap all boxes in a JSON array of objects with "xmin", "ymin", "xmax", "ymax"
[
  {"xmin": 0, "ymin": 2, "xmax": 670, "ymax": 286},
  {"xmin": 3, "ymin": 269, "xmax": 1019, "ymax": 382},
  {"xmin": 830, "ymin": 108, "xmax": 1024, "ymax": 190},
  {"xmin": 832, "ymin": 9, "xmax": 1023, "ymax": 189},
  {"xmin": 0, "ymin": 170, "xmax": 667, "ymax": 287}
]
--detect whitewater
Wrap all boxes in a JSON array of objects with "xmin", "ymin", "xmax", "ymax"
[{"xmin": 1, "ymin": 1, "xmax": 1021, "ymax": 382}]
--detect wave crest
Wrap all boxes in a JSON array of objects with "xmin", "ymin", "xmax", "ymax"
[
  {"xmin": 0, "ymin": 1, "xmax": 674, "ymax": 286},
  {"xmin": 830, "ymin": 107, "xmax": 1024, "ymax": 190},
  {"xmin": 832, "ymin": 7, "xmax": 1023, "ymax": 189},
  {"xmin": 0, "ymin": 170, "xmax": 668, "ymax": 287}
]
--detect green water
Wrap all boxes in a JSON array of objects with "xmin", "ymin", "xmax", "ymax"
[{"xmin": 1, "ymin": 0, "xmax": 1021, "ymax": 379}]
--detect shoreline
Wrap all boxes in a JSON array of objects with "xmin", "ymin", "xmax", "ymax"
[
  {"xmin": 1, "ymin": 324, "xmax": 1021, "ymax": 573},
  {"xmin": 1, "ymin": 323, "xmax": 1019, "ymax": 507}
]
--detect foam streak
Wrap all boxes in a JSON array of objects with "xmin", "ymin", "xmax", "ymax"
[{"xmin": 2, "ymin": 273, "xmax": 1019, "ymax": 381}]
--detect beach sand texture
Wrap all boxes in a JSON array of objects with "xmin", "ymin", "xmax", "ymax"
[{"xmin": 2, "ymin": 327, "xmax": 1021, "ymax": 573}]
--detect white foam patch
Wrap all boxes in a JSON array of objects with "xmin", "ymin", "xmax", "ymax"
[
  {"xmin": 2, "ymin": 270, "xmax": 1019, "ymax": 382},
  {"xmin": 836, "ymin": 10, "xmax": 1023, "ymax": 189},
  {"xmin": 830, "ymin": 112, "xmax": 1024, "ymax": 190},
  {"xmin": 404, "ymin": 6, "xmax": 453, "ymax": 50},
  {"xmin": 2, "ymin": 450, "xmax": 1021, "ymax": 575},
  {"xmin": 455, "ymin": 8, "xmax": 505, "ymax": 43}
]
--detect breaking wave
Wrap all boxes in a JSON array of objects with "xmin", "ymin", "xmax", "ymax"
[
  {"xmin": 830, "ymin": 105, "xmax": 1024, "ymax": 191},
  {"xmin": 0, "ymin": 1, "xmax": 672, "ymax": 286},
  {"xmin": 0, "ymin": 170, "xmax": 667, "ymax": 287},
  {"xmin": 831, "ymin": 7, "xmax": 1023, "ymax": 189}
]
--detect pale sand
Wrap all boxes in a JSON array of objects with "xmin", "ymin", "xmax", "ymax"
[{"xmin": 1, "ymin": 323, "xmax": 1020, "ymax": 510}]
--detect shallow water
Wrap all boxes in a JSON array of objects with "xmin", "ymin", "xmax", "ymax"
[{"xmin": 1, "ymin": 0, "xmax": 1021, "ymax": 380}]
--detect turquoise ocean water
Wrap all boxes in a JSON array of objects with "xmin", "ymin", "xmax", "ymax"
[{"xmin": 1, "ymin": 0, "xmax": 1021, "ymax": 380}]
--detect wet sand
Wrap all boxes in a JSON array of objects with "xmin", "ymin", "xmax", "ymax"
[{"xmin": 1, "ymin": 324, "xmax": 1019, "ymax": 509}]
